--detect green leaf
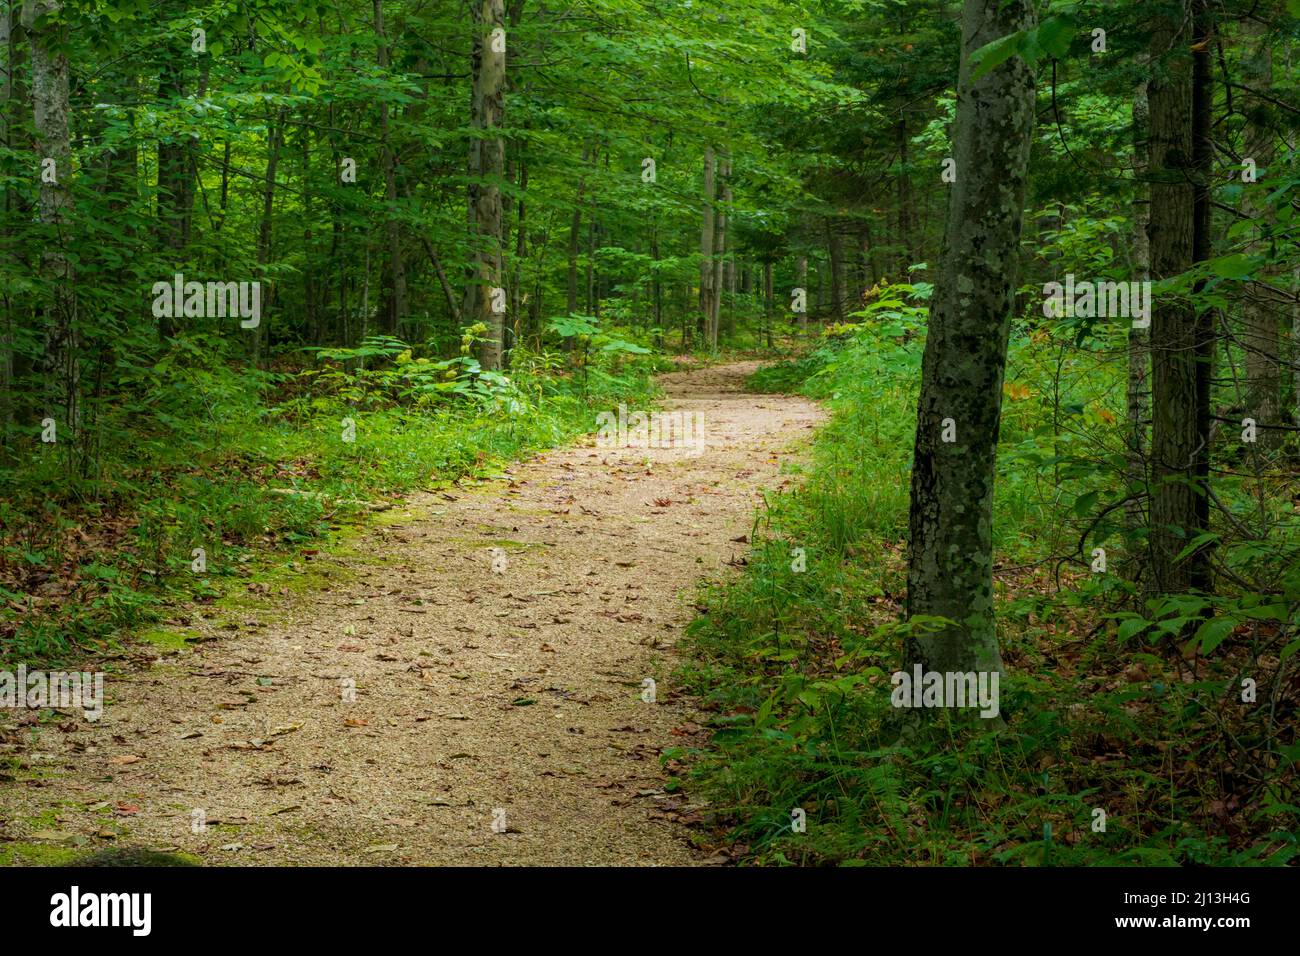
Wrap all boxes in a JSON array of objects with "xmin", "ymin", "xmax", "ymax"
[
  {"xmin": 599, "ymin": 339, "xmax": 651, "ymax": 355},
  {"xmin": 1117, "ymin": 617, "xmax": 1149, "ymax": 642},
  {"xmin": 1173, "ymin": 531, "xmax": 1220, "ymax": 563},
  {"xmin": 969, "ymin": 31, "xmax": 1027, "ymax": 82},
  {"xmin": 1035, "ymin": 17, "xmax": 1075, "ymax": 59},
  {"xmin": 1205, "ymin": 253, "xmax": 1254, "ymax": 279},
  {"xmin": 1194, "ymin": 617, "xmax": 1236, "ymax": 655},
  {"xmin": 1073, "ymin": 490, "xmax": 1099, "ymax": 518}
]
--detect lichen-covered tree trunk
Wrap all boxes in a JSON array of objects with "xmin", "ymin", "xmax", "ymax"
[
  {"xmin": 23, "ymin": 0, "xmax": 78, "ymax": 458},
  {"xmin": 465, "ymin": 0, "xmax": 505, "ymax": 370},
  {"xmin": 904, "ymin": 0, "xmax": 1036, "ymax": 678},
  {"xmin": 1147, "ymin": 0, "xmax": 1209, "ymax": 595}
]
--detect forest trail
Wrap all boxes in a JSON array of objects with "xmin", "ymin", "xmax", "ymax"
[{"xmin": 5, "ymin": 362, "xmax": 823, "ymax": 866}]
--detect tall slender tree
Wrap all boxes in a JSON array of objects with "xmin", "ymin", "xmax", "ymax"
[
  {"xmin": 904, "ymin": 0, "xmax": 1037, "ymax": 680},
  {"xmin": 465, "ymin": 0, "xmax": 506, "ymax": 370}
]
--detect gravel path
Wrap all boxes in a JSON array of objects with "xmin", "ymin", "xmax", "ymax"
[{"xmin": 1, "ymin": 361, "xmax": 823, "ymax": 866}]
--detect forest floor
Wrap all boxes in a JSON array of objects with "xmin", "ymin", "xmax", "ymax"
[{"xmin": 1, "ymin": 361, "xmax": 823, "ymax": 866}]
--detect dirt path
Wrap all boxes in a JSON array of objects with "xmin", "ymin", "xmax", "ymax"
[{"xmin": 2, "ymin": 362, "xmax": 822, "ymax": 866}]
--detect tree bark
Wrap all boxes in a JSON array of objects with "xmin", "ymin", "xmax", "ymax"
[
  {"xmin": 23, "ymin": 0, "xmax": 78, "ymax": 459},
  {"xmin": 904, "ymin": 0, "xmax": 1037, "ymax": 679},
  {"xmin": 254, "ymin": 107, "xmax": 286, "ymax": 366},
  {"xmin": 1126, "ymin": 80, "xmax": 1151, "ymax": 571},
  {"xmin": 1147, "ymin": 0, "xmax": 1210, "ymax": 594},
  {"xmin": 896, "ymin": 117, "xmax": 913, "ymax": 275},
  {"xmin": 374, "ymin": 0, "xmax": 406, "ymax": 338},
  {"xmin": 826, "ymin": 218, "xmax": 847, "ymax": 322},
  {"xmin": 464, "ymin": 0, "xmax": 506, "ymax": 369},
  {"xmin": 155, "ymin": 12, "xmax": 194, "ymax": 342},
  {"xmin": 709, "ymin": 152, "xmax": 730, "ymax": 347},
  {"xmin": 697, "ymin": 145, "xmax": 715, "ymax": 347},
  {"xmin": 0, "ymin": 2, "xmax": 15, "ymax": 445},
  {"xmin": 1240, "ymin": 18, "xmax": 1279, "ymax": 454}
]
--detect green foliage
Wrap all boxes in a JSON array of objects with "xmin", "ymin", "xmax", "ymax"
[
  {"xmin": 682, "ymin": 279, "xmax": 1299, "ymax": 866},
  {"xmin": 1, "ymin": 338, "xmax": 658, "ymax": 666}
]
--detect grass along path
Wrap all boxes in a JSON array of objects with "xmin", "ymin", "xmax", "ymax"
[{"xmin": 1, "ymin": 361, "xmax": 823, "ymax": 866}]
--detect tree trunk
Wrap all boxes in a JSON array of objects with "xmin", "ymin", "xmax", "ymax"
[
  {"xmin": 826, "ymin": 218, "xmax": 847, "ymax": 322},
  {"xmin": 566, "ymin": 146, "xmax": 588, "ymax": 321},
  {"xmin": 156, "ymin": 23, "xmax": 194, "ymax": 342},
  {"xmin": 464, "ymin": 0, "xmax": 506, "ymax": 369},
  {"xmin": 1241, "ymin": 18, "xmax": 1279, "ymax": 454},
  {"xmin": 374, "ymin": 0, "xmax": 406, "ymax": 338},
  {"xmin": 1147, "ymin": 0, "xmax": 1210, "ymax": 595},
  {"xmin": 0, "ymin": 2, "xmax": 15, "ymax": 445},
  {"xmin": 709, "ymin": 152, "xmax": 729, "ymax": 348},
  {"xmin": 697, "ymin": 145, "xmax": 715, "ymax": 347},
  {"xmin": 762, "ymin": 260, "xmax": 773, "ymax": 347},
  {"xmin": 1126, "ymin": 80, "xmax": 1151, "ymax": 572},
  {"xmin": 896, "ymin": 118, "xmax": 912, "ymax": 275},
  {"xmin": 511, "ymin": 157, "xmax": 527, "ymax": 350},
  {"xmin": 24, "ymin": 0, "xmax": 78, "ymax": 462},
  {"xmin": 651, "ymin": 214, "xmax": 663, "ymax": 348},
  {"xmin": 254, "ymin": 107, "xmax": 286, "ymax": 366},
  {"xmin": 904, "ymin": 0, "xmax": 1037, "ymax": 680},
  {"xmin": 796, "ymin": 255, "xmax": 808, "ymax": 333}
]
